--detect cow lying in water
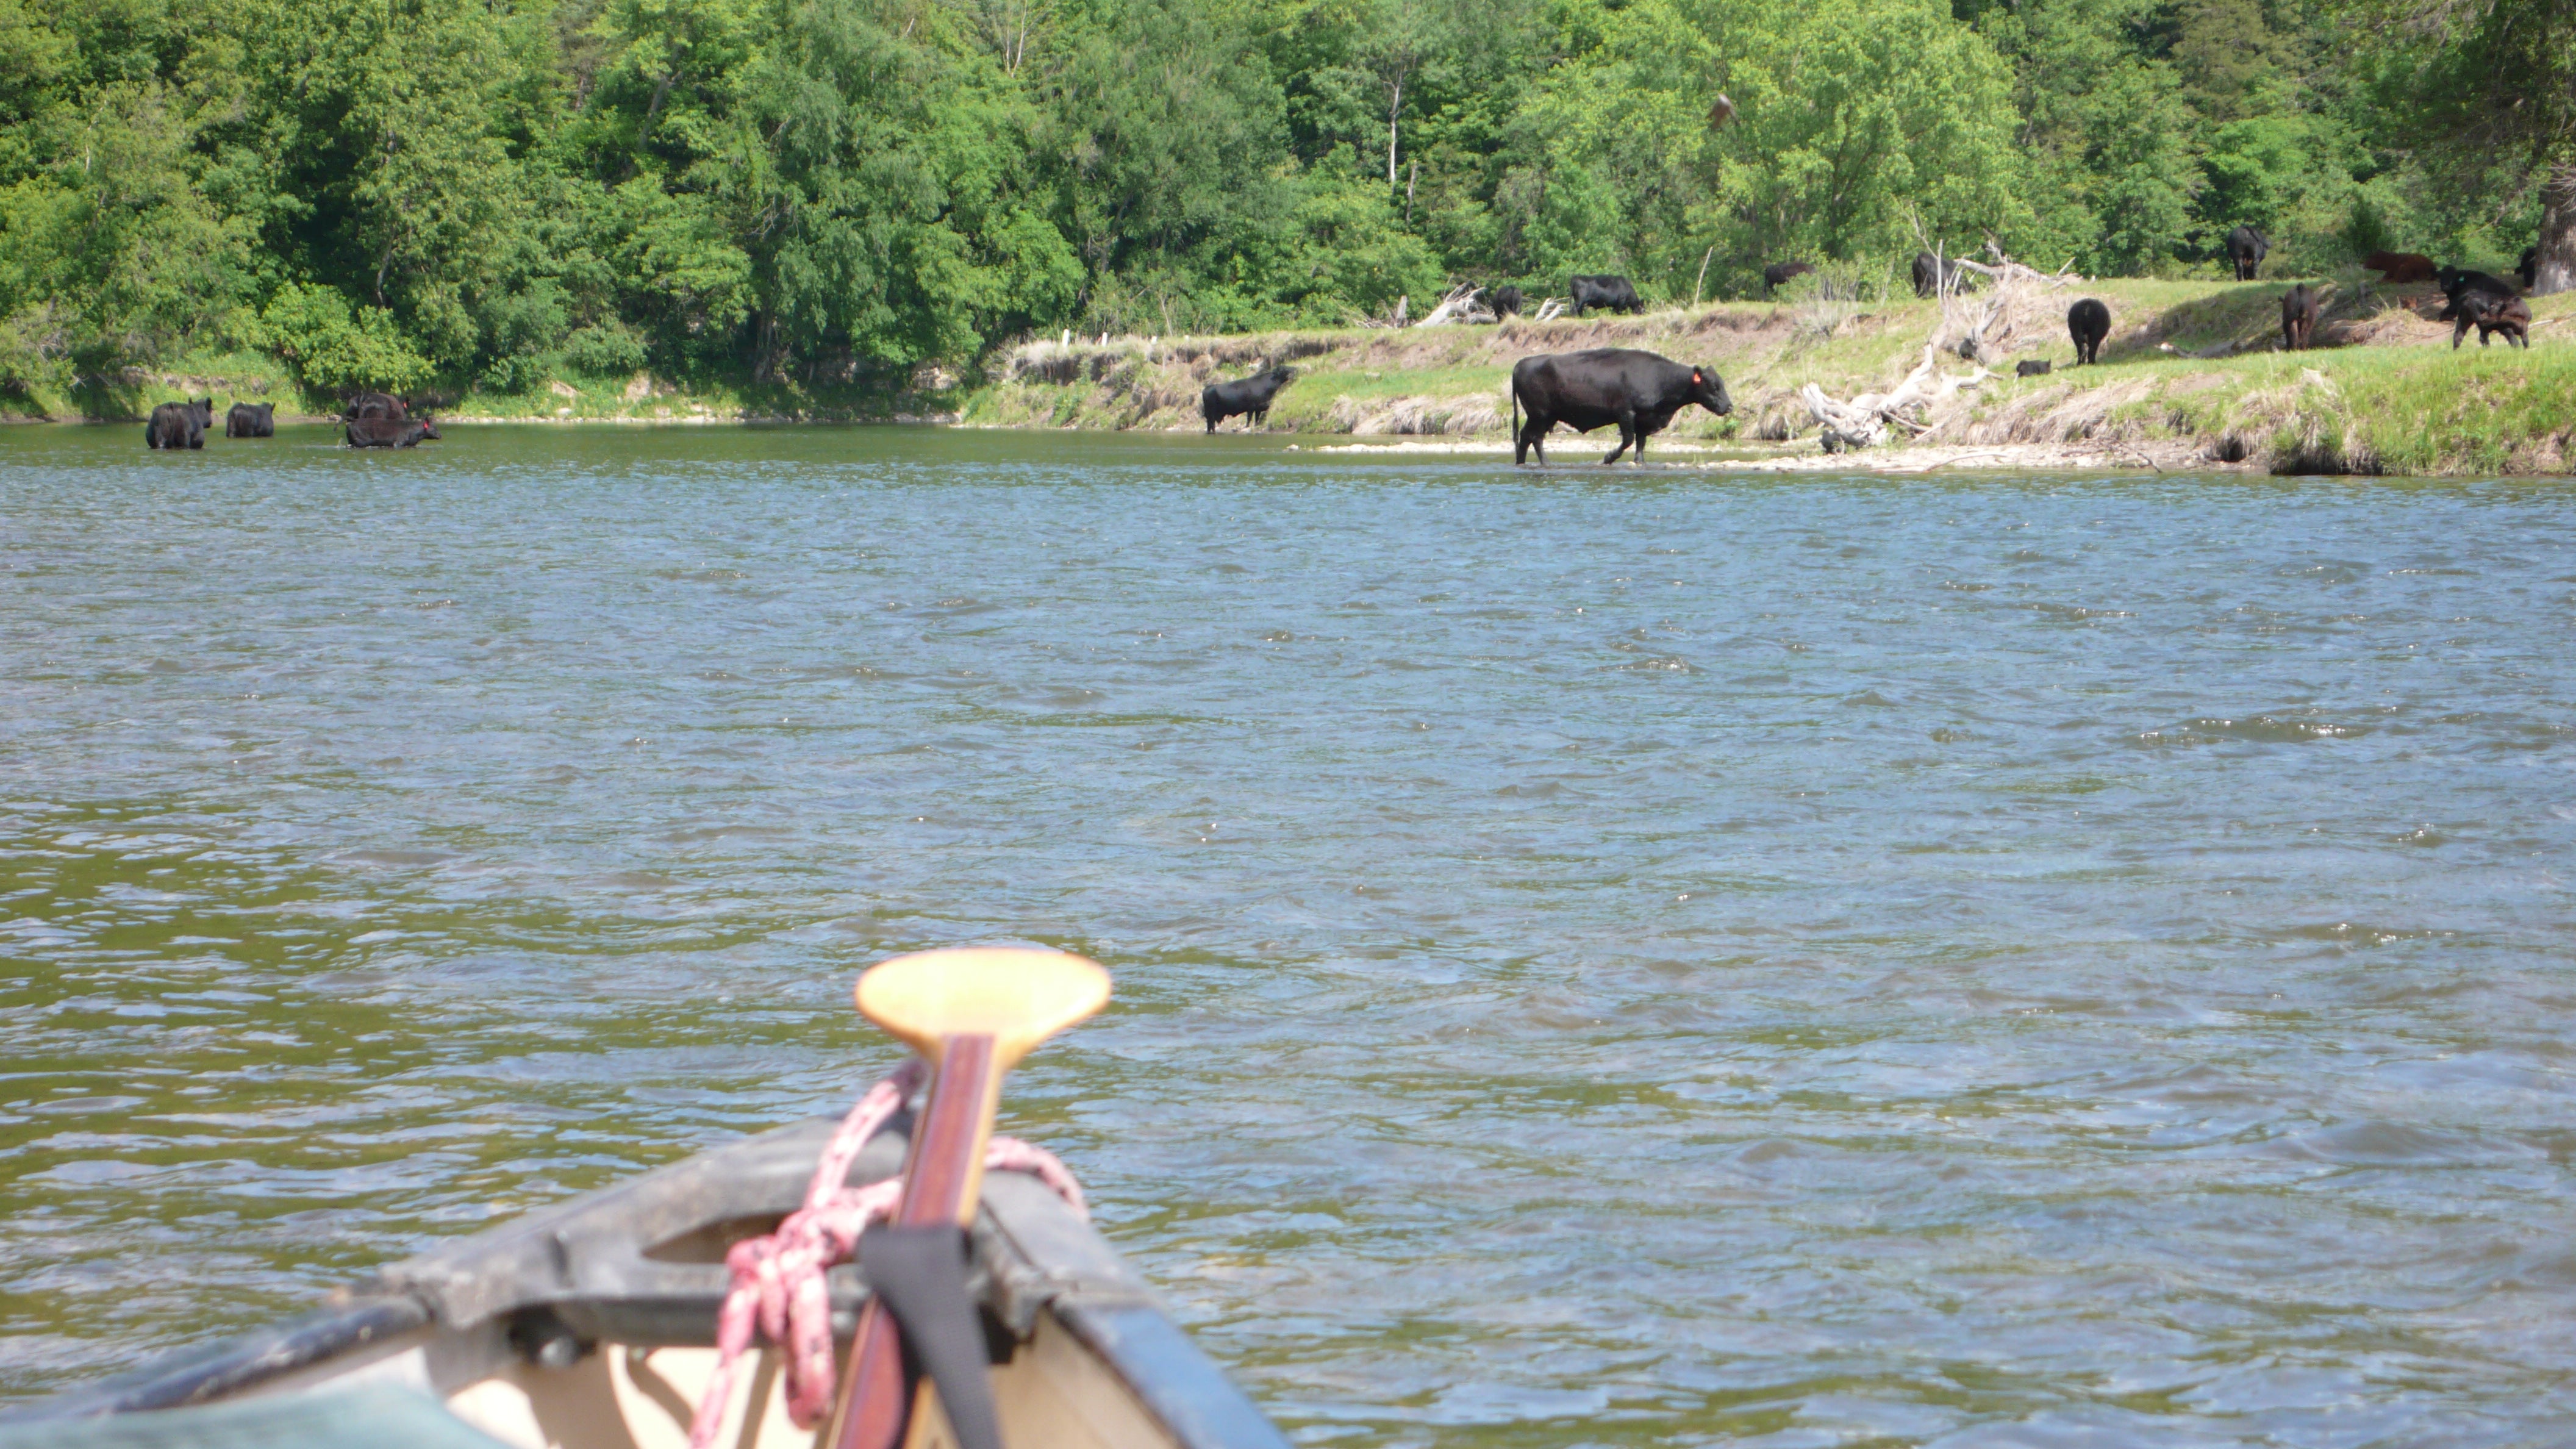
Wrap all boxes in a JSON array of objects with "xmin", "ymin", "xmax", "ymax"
[
  {"xmin": 146, "ymin": 398, "xmax": 213, "ymax": 449},
  {"xmin": 226, "ymin": 402, "xmax": 275, "ymax": 437},
  {"xmin": 1201, "ymin": 367, "xmax": 1296, "ymax": 431},
  {"xmin": 346, "ymin": 415, "xmax": 442, "ymax": 447},
  {"xmin": 1511, "ymin": 348, "xmax": 1731, "ymax": 465}
]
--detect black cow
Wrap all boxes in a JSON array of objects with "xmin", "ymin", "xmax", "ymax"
[
  {"xmin": 2067, "ymin": 298, "xmax": 2110, "ymax": 365},
  {"xmin": 1910, "ymin": 252, "xmax": 1976, "ymax": 298},
  {"xmin": 145, "ymin": 398, "xmax": 213, "ymax": 449},
  {"xmin": 1201, "ymin": 367, "xmax": 1296, "ymax": 432},
  {"xmin": 2015, "ymin": 360, "xmax": 2053, "ymax": 377},
  {"xmin": 2452, "ymin": 291, "xmax": 2531, "ymax": 349},
  {"xmin": 1489, "ymin": 285, "xmax": 1524, "ymax": 318},
  {"xmin": 226, "ymin": 401, "xmax": 275, "ymax": 438},
  {"xmin": 1509, "ymin": 348, "xmax": 1731, "ymax": 466},
  {"xmin": 344, "ymin": 391, "xmax": 409, "ymax": 421},
  {"xmin": 2225, "ymin": 225, "xmax": 2268, "ymax": 281},
  {"xmin": 1568, "ymin": 274, "xmax": 1644, "ymax": 317},
  {"xmin": 346, "ymin": 415, "xmax": 442, "ymax": 448},
  {"xmin": 2280, "ymin": 284, "xmax": 2319, "ymax": 351},
  {"xmin": 1762, "ymin": 261, "xmax": 1814, "ymax": 294},
  {"xmin": 2435, "ymin": 267, "xmax": 2519, "ymax": 320},
  {"xmin": 2517, "ymin": 246, "xmax": 2539, "ymax": 291}
]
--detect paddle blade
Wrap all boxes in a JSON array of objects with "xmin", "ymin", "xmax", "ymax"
[{"xmin": 854, "ymin": 947, "xmax": 1111, "ymax": 1067}]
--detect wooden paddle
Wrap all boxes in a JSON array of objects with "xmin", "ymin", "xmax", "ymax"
[{"xmin": 823, "ymin": 946, "xmax": 1112, "ymax": 1449}]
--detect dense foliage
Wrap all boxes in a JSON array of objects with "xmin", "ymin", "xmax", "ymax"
[{"xmin": 0, "ymin": 0, "xmax": 2563, "ymax": 396}]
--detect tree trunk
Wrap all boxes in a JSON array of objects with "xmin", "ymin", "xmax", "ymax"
[
  {"xmin": 2538, "ymin": 159, "xmax": 2576, "ymax": 296},
  {"xmin": 1387, "ymin": 75, "xmax": 1402, "ymax": 188}
]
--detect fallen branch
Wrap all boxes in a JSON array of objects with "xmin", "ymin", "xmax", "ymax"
[
  {"xmin": 1413, "ymin": 282, "xmax": 1498, "ymax": 328},
  {"xmin": 1801, "ymin": 268, "xmax": 1998, "ymax": 451}
]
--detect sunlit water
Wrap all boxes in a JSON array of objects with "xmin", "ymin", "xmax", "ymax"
[{"xmin": 5, "ymin": 424, "xmax": 2575, "ymax": 1446}]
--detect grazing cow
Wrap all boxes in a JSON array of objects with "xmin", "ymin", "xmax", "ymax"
[
  {"xmin": 346, "ymin": 415, "xmax": 442, "ymax": 448},
  {"xmin": 2066, "ymin": 298, "xmax": 2110, "ymax": 365},
  {"xmin": 1509, "ymin": 348, "xmax": 1731, "ymax": 466},
  {"xmin": 344, "ymin": 391, "xmax": 409, "ymax": 421},
  {"xmin": 2362, "ymin": 250, "xmax": 2438, "ymax": 284},
  {"xmin": 1567, "ymin": 274, "xmax": 1644, "ymax": 317},
  {"xmin": 1489, "ymin": 285, "xmax": 1523, "ymax": 318},
  {"xmin": 2519, "ymin": 246, "xmax": 2539, "ymax": 291},
  {"xmin": 145, "ymin": 398, "xmax": 213, "ymax": 449},
  {"xmin": 2279, "ymin": 284, "xmax": 2319, "ymax": 351},
  {"xmin": 2015, "ymin": 360, "xmax": 2053, "ymax": 377},
  {"xmin": 1762, "ymin": 261, "xmax": 1814, "ymax": 294},
  {"xmin": 2452, "ymin": 291, "xmax": 2531, "ymax": 349},
  {"xmin": 226, "ymin": 401, "xmax": 275, "ymax": 438},
  {"xmin": 2225, "ymin": 225, "xmax": 2268, "ymax": 281},
  {"xmin": 1200, "ymin": 367, "xmax": 1296, "ymax": 432},
  {"xmin": 2435, "ymin": 267, "xmax": 2519, "ymax": 320}
]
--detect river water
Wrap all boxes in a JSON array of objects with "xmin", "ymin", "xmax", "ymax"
[{"xmin": 5, "ymin": 424, "xmax": 2575, "ymax": 1446}]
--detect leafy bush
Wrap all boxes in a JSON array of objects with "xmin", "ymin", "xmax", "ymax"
[{"xmin": 257, "ymin": 284, "xmax": 434, "ymax": 393}]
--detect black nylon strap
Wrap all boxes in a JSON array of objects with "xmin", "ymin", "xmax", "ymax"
[{"xmin": 855, "ymin": 1225, "xmax": 1005, "ymax": 1449}]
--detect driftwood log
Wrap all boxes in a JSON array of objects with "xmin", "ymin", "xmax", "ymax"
[
  {"xmin": 1800, "ymin": 243, "xmax": 2077, "ymax": 451},
  {"xmin": 1413, "ymin": 282, "xmax": 1498, "ymax": 327}
]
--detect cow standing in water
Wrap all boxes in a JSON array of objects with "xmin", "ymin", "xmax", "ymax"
[
  {"xmin": 226, "ymin": 402, "xmax": 275, "ymax": 437},
  {"xmin": 2225, "ymin": 226, "xmax": 2269, "ymax": 281},
  {"xmin": 2066, "ymin": 299, "xmax": 2110, "ymax": 365},
  {"xmin": 146, "ymin": 398, "xmax": 213, "ymax": 449},
  {"xmin": 345, "ymin": 392, "xmax": 409, "ymax": 421},
  {"xmin": 1200, "ymin": 367, "xmax": 1297, "ymax": 431},
  {"xmin": 1510, "ymin": 348, "xmax": 1731, "ymax": 465}
]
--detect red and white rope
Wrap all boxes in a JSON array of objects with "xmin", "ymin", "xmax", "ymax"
[{"xmin": 685, "ymin": 1061, "xmax": 1087, "ymax": 1447}]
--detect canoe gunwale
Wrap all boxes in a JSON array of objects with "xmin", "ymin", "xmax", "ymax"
[{"xmin": 0, "ymin": 1115, "xmax": 1291, "ymax": 1449}]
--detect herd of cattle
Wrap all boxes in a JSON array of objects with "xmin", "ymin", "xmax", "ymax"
[
  {"xmin": 142, "ymin": 392, "xmax": 442, "ymax": 449},
  {"xmin": 154, "ymin": 242, "xmax": 2546, "ymax": 460},
  {"xmin": 1201, "ymin": 243, "xmax": 2548, "ymax": 460}
]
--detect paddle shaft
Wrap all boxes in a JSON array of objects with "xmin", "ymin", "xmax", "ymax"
[{"xmin": 828, "ymin": 1034, "xmax": 1001, "ymax": 1449}]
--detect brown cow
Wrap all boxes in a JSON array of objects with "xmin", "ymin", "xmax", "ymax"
[
  {"xmin": 2280, "ymin": 284, "xmax": 2319, "ymax": 351},
  {"xmin": 2362, "ymin": 251, "xmax": 2437, "ymax": 284}
]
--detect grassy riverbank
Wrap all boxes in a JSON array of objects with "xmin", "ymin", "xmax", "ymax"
[
  {"xmin": 967, "ymin": 275, "xmax": 2576, "ymax": 475},
  {"xmin": 19, "ymin": 276, "xmax": 2571, "ymax": 476}
]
